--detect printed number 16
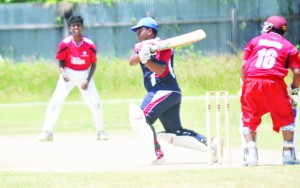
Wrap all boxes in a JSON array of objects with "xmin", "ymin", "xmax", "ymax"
[{"xmin": 255, "ymin": 48, "xmax": 277, "ymax": 69}]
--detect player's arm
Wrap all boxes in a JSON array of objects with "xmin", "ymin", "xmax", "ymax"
[
  {"xmin": 240, "ymin": 60, "xmax": 247, "ymax": 82},
  {"xmin": 138, "ymin": 44, "xmax": 168, "ymax": 75},
  {"xmin": 129, "ymin": 52, "xmax": 166, "ymax": 75},
  {"xmin": 292, "ymin": 67, "xmax": 300, "ymax": 88},
  {"xmin": 144, "ymin": 58, "xmax": 166, "ymax": 75},
  {"xmin": 58, "ymin": 60, "xmax": 70, "ymax": 82},
  {"xmin": 87, "ymin": 63, "xmax": 96, "ymax": 82},
  {"xmin": 129, "ymin": 53, "xmax": 140, "ymax": 66},
  {"xmin": 81, "ymin": 63, "xmax": 96, "ymax": 90},
  {"xmin": 241, "ymin": 41, "xmax": 253, "ymax": 82},
  {"xmin": 289, "ymin": 52, "xmax": 300, "ymax": 107},
  {"xmin": 129, "ymin": 40, "xmax": 159, "ymax": 66},
  {"xmin": 289, "ymin": 67, "xmax": 300, "ymax": 107}
]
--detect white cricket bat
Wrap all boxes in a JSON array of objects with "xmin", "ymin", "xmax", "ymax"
[{"xmin": 151, "ymin": 29, "xmax": 206, "ymax": 51}]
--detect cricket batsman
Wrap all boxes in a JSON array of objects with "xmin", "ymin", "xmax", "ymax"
[{"xmin": 128, "ymin": 17, "xmax": 220, "ymax": 164}]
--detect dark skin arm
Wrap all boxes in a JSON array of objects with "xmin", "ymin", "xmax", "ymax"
[
  {"xmin": 240, "ymin": 60, "xmax": 246, "ymax": 82},
  {"xmin": 59, "ymin": 60, "xmax": 70, "ymax": 82},
  {"xmin": 291, "ymin": 67, "xmax": 300, "ymax": 89},
  {"xmin": 81, "ymin": 63, "xmax": 96, "ymax": 90},
  {"xmin": 58, "ymin": 60, "xmax": 96, "ymax": 90}
]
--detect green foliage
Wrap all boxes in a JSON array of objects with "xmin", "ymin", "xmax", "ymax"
[
  {"xmin": 0, "ymin": 0, "xmax": 51, "ymax": 2},
  {"xmin": 0, "ymin": 52, "xmax": 294, "ymax": 103},
  {"xmin": 0, "ymin": 61, "xmax": 59, "ymax": 102},
  {"xmin": 0, "ymin": 0, "xmax": 137, "ymax": 3},
  {"xmin": 0, "ymin": 54, "xmax": 242, "ymax": 103},
  {"xmin": 173, "ymin": 47, "xmax": 242, "ymax": 95},
  {"xmin": 55, "ymin": 16, "xmax": 63, "ymax": 26}
]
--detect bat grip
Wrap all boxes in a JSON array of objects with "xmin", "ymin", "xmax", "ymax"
[{"xmin": 150, "ymin": 45, "xmax": 158, "ymax": 53}]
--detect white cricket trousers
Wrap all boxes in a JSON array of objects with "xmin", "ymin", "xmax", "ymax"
[{"xmin": 42, "ymin": 68, "xmax": 104, "ymax": 133}]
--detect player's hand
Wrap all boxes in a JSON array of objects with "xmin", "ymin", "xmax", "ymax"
[
  {"xmin": 62, "ymin": 72, "xmax": 70, "ymax": 82},
  {"xmin": 289, "ymin": 83, "xmax": 299, "ymax": 107},
  {"xmin": 144, "ymin": 39, "xmax": 158, "ymax": 54},
  {"xmin": 291, "ymin": 95, "xmax": 299, "ymax": 107},
  {"xmin": 134, "ymin": 39, "xmax": 158, "ymax": 54},
  {"xmin": 139, "ymin": 44, "xmax": 151, "ymax": 64},
  {"xmin": 81, "ymin": 79, "xmax": 89, "ymax": 90},
  {"xmin": 133, "ymin": 43, "xmax": 143, "ymax": 54}
]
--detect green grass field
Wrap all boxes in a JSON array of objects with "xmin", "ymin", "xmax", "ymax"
[
  {"xmin": 0, "ymin": 54, "xmax": 299, "ymax": 187},
  {"xmin": 0, "ymin": 96, "xmax": 288, "ymax": 149},
  {"xmin": 1, "ymin": 166, "xmax": 300, "ymax": 188}
]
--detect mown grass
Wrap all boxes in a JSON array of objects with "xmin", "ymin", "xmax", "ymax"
[{"xmin": 1, "ymin": 166, "xmax": 300, "ymax": 188}]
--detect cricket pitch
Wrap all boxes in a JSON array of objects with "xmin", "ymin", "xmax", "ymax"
[{"xmin": 0, "ymin": 133, "xmax": 286, "ymax": 172}]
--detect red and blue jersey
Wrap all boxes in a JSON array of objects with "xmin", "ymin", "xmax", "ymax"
[
  {"xmin": 56, "ymin": 35, "xmax": 97, "ymax": 70},
  {"xmin": 140, "ymin": 43, "xmax": 179, "ymax": 92}
]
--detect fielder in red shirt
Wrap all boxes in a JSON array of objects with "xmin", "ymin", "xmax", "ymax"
[
  {"xmin": 240, "ymin": 15, "xmax": 300, "ymax": 166},
  {"xmin": 38, "ymin": 15, "xmax": 108, "ymax": 141}
]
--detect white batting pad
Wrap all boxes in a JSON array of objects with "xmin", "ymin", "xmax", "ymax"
[
  {"xmin": 129, "ymin": 103, "xmax": 157, "ymax": 162},
  {"xmin": 157, "ymin": 132, "xmax": 208, "ymax": 152},
  {"xmin": 294, "ymin": 107, "xmax": 299, "ymax": 158}
]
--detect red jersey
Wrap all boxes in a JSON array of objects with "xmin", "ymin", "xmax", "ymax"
[
  {"xmin": 56, "ymin": 35, "xmax": 97, "ymax": 70},
  {"xmin": 243, "ymin": 32, "xmax": 300, "ymax": 80}
]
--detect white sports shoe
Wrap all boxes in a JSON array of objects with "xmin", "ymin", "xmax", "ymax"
[
  {"xmin": 152, "ymin": 155, "xmax": 166, "ymax": 165},
  {"xmin": 283, "ymin": 148, "xmax": 300, "ymax": 165},
  {"xmin": 37, "ymin": 131, "xmax": 53, "ymax": 142},
  {"xmin": 211, "ymin": 137, "xmax": 224, "ymax": 163},
  {"xmin": 243, "ymin": 141, "xmax": 258, "ymax": 166},
  {"xmin": 283, "ymin": 156, "xmax": 300, "ymax": 165},
  {"xmin": 97, "ymin": 130, "xmax": 108, "ymax": 140}
]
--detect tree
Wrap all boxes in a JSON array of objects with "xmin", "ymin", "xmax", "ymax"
[{"xmin": 0, "ymin": 0, "xmax": 105, "ymax": 3}]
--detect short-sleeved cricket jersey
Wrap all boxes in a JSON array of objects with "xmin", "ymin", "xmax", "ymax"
[
  {"xmin": 140, "ymin": 38, "xmax": 179, "ymax": 92},
  {"xmin": 243, "ymin": 32, "xmax": 300, "ymax": 80},
  {"xmin": 56, "ymin": 35, "xmax": 97, "ymax": 70}
]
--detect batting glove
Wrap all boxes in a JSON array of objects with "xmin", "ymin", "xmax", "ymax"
[
  {"xmin": 133, "ymin": 43, "xmax": 143, "ymax": 54},
  {"xmin": 145, "ymin": 39, "xmax": 159, "ymax": 55},
  {"xmin": 134, "ymin": 39, "xmax": 158, "ymax": 54},
  {"xmin": 139, "ymin": 44, "xmax": 152, "ymax": 64},
  {"xmin": 289, "ymin": 83, "xmax": 299, "ymax": 107}
]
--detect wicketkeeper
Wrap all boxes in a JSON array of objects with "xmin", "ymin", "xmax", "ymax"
[{"xmin": 240, "ymin": 15, "xmax": 300, "ymax": 166}]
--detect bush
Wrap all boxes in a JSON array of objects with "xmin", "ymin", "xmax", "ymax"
[{"xmin": 0, "ymin": 53, "xmax": 243, "ymax": 103}]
